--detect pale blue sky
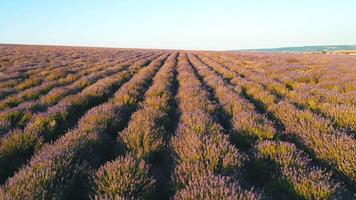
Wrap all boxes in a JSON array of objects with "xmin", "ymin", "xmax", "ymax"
[{"xmin": 0, "ymin": 0, "xmax": 355, "ymax": 50}]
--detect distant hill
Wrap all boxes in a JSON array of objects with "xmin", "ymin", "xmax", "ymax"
[{"xmin": 234, "ymin": 45, "xmax": 356, "ymax": 53}]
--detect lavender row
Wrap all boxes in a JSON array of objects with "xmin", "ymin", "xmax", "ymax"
[
  {"xmin": 235, "ymin": 52, "xmax": 356, "ymax": 96},
  {"xmin": 0, "ymin": 47, "xmax": 146, "ymax": 99},
  {"xmin": 0, "ymin": 64, "xmax": 89, "ymax": 110},
  {"xmin": 0, "ymin": 53, "xmax": 162, "ymax": 184},
  {"xmin": 190, "ymin": 53, "xmax": 344, "ymax": 199},
  {"xmin": 0, "ymin": 52, "xmax": 154, "ymax": 134},
  {"xmin": 0, "ymin": 54, "xmax": 94, "ymax": 99},
  {"xmin": 0, "ymin": 45, "xmax": 140, "ymax": 83},
  {"xmin": 217, "ymin": 53, "xmax": 356, "ymax": 136},
  {"xmin": 170, "ymin": 53, "xmax": 258, "ymax": 199},
  {"xmin": 188, "ymin": 53, "xmax": 276, "ymax": 147},
  {"xmin": 0, "ymin": 52, "xmax": 169, "ymax": 199},
  {"xmin": 255, "ymin": 141, "xmax": 339, "ymax": 199},
  {"xmin": 90, "ymin": 52, "xmax": 177, "ymax": 199},
  {"xmin": 0, "ymin": 51, "xmax": 145, "ymax": 110},
  {"xmin": 202, "ymin": 53, "xmax": 356, "ymax": 187}
]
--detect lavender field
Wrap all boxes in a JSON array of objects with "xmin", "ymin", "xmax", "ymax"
[{"xmin": 0, "ymin": 44, "xmax": 355, "ymax": 199}]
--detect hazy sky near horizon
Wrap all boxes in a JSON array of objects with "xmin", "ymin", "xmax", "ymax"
[{"xmin": 0, "ymin": 0, "xmax": 356, "ymax": 50}]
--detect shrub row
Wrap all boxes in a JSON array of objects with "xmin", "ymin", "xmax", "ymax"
[
  {"xmin": 90, "ymin": 52, "xmax": 177, "ymax": 199},
  {"xmin": 174, "ymin": 173, "xmax": 258, "ymax": 200},
  {"xmin": 170, "ymin": 53, "xmax": 257, "ymax": 199},
  {"xmin": 281, "ymin": 87, "xmax": 356, "ymax": 135},
  {"xmin": 217, "ymin": 53, "xmax": 356, "ymax": 136},
  {"xmin": 205, "ymin": 54, "xmax": 356, "ymax": 187},
  {"xmin": 39, "ymin": 52, "xmax": 154, "ymax": 107},
  {"xmin": 0, "ymin": 52, "xmax": 154, "ymax": 134},
  {"xmin": 0, "ymin": 52, "xmax": 169, "ymax": 199},
  {"xmin": 0, "ymin": 48, "xmax": 146, "ymax": 100},
  {"xmin": 0, "ymin": 76, "xmax": 74, "ymax": 111},
  {"xmin": 193, "ymin": 53, "xmax": 345, "ymax": 198},
  {"xmin": 0, "ymin": 53, "xmax": 162, "ymax": 184},
  {"xmin": 0, "ymin": 45, "xmax": 119, "ymax": 80},
  {"xmin": 0, "ymin": 61, "xmax": 78, "ymax": 93},
  {"xmin": 255, "ymin": 140, "xmax": 338, "ymax": 199},
  {"xmin": 271, "ymin": 100, "xmax": 356, "ymax": 185},
  {"xmin": 119, "ymin": 52, "xmax": 177, "ymax": 159},
  {"xmin": 244, "ymin": 52, "xmax": 356, "ymax": 99},
  {"xmin": 0, "ymin": 55, "xmax": 113, "ymax": 111},
  {"xmin": 91, "ymin": 155, "xmax": 155, "ymax": 200},
  {"xmin": 189, "ymin": 53, "xmax": 276, "ymax": 148}
]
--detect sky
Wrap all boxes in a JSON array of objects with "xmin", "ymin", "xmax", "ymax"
[{"xmin": 0, "ymin": 0, "xmax": 356, "ymax": 50}]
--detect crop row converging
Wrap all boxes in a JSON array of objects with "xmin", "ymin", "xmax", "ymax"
[{"xmin": 0, "ymin": 45, "xmax": 355, "ymax": 200}]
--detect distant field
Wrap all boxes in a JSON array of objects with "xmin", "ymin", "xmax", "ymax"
[
  {"xmin": 0, "ymin": 44, "xmax": 355, "ymax": 199},
  {"xmin": 235, "ymin": 44, "xmax": 356, "ymax": 53},
  {"xmin": 326, "ymin": 50, "xmax": 356, "ymax": 55}
]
